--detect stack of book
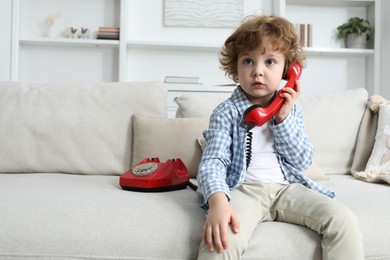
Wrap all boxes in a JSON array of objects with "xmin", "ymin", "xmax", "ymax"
[{"xmin": 97, "ymin": 26, "xmax": 120, "ymax": 40}]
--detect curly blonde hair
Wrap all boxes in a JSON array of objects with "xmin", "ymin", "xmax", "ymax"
[{"xmin": 220, "ymin": 15, "xmax": 305, "ymax": 83}]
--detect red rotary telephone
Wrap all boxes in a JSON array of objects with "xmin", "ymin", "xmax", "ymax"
[
  {"xmin": 243, "ymin": 62, "xmax": 302, "ymax": 126},
  {"xmin": 120, "ymin": 158, "xmax": 190, "ymax": 192}
]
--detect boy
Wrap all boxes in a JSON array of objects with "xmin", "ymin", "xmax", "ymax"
[{"xmin": 196, "ymin": 15, "xmax": 364, "ymax": 260}]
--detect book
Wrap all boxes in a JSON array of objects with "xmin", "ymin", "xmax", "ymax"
[
  {"xmin": 97, "ymin": 31, "xmax": 120, "ymax": 40},
  {"xmin": 300, "ymin": 24, "xmax": 305, "ymax": 47},
  {"xmin": 306, "ymin": 24, "xmax": 312, "ymax": 47},
  {"xmin": 164, "ymin": 76, "xmax": 202, "ymax": 84},
  {"xmin": 98, "ymin": 26, "xmax": 120, "ymax": 33}
]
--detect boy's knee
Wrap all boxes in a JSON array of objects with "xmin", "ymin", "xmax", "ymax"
[
  {"xmin": 321, "ymin": 203, "xmax": 364, "ymax": 259},
  {"xmin": 325, "ymin": 204, "xmax": 359, "ymax": 235}
]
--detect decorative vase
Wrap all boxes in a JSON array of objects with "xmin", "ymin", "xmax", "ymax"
[{"xmin": 346, "ymin": 33, "xmax": 367, "ymax": 49}]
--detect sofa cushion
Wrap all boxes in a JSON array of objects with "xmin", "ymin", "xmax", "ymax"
[
  {"xmin": 0, "ymin": 173, "xmax": 205, "ymax": 260},
  {"xmin": 175, "ymin": 94, "xmax": 225, "ymax": 118},
  {"xmin": 297, "ymin": 88, "xmax": 368, "ymax": 174},
  {"xmin": 175, "ymin": 88, "xmax": 368, "ymax": 175},
  {"xmin": 1, "ymin": 173, "xmax": 388, "ymax": 260},
  {"xmin": 131, "ymin": 114, "xmax": 209, "ymax": 177},
  {"xmin": 0, "ymin": 81, "xmax": 166, "ymax": 175},
  {"xmin": 321, "ymin": 175, "xmax": 390, "ymax": 259}
]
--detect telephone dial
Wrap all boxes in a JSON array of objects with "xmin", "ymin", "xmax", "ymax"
[
  {"xmin": 120, "ymin": 158, "xmax": 193, "ymax": 192},
  {"xmin": 243, "ymin": 62, "xmax": 302, "ymax": 126}
]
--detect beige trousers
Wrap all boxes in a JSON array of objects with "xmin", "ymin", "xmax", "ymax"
[{"xmin": 197, "ymin": 182, "xmax": 364, "ymax": 260}]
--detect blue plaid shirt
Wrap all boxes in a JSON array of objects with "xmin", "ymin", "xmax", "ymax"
[{"xmin": 197, "ymin": 86, "xmax": 335, "ymax": 206}]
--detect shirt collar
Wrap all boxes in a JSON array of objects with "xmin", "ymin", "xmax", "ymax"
[{"xmin": 231, "ymin": 86, "xmax": 253, "ymax": 118}]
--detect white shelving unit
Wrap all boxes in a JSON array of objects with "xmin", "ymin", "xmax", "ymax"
[
  {"xmin": 0, "ymin": 0, "xmax": 12, "ymax": 81},
  {"xmin": 11, "ymin": 0, "xmax": 123, "ymax": 82},
  {"xmin": 273, "ymin": 0, "xmax": 380, "ymax": 95},
  {"xmin": 7, "ymin": 0, "xmax": 382, "ymax": 96}
]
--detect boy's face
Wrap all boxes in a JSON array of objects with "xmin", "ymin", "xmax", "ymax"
[{"xmin": 237, "ymin": 38, "xmax": 285, "ymax": 106}]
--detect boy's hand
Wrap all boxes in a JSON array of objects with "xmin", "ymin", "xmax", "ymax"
[
  {"xmin": 275, "ymin": 80, "xmax": 301, "ymax": 124},
  {"xmin": 203, "ymin": 192, "xmax": 240, "ymax": 253}
]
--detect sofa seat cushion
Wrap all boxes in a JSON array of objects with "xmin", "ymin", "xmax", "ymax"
[
  {"xmin": 244, "ymin": 175, "xmax": 390, "ymax": 260},
  {"xmin": 0, "ymin": 174, "xmax": 388, "ymax": 260},
  {"xmin": 322, "ymin": 175, "xmax": 390, "ymax": 259},
  {"xmin": 0, "ymin": 173, "xmax": 205, "ymax": 260}
]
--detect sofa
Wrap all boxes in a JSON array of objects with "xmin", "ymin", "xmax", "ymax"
[{"xmin": 0, "ymin": 81, "xmax": 389, "ymax": 260}]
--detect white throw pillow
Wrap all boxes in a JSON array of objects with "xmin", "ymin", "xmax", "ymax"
[{"xmin": 364, "ymin": 105, "xmax": 390, "ymax": 175}]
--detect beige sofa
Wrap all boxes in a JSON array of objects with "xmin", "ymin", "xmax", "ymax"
[{"xmin": 0, "ymin": 81, "xmax": 389, "ymax": 260}]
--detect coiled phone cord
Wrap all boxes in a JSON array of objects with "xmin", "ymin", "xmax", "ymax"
[
  {"xmin": 245, "ymin": 128, "xmax": 253, "ymax": 169},
  {"xmin": 188, "ymin": 181, "xmax": 198, "ymax": 191}
]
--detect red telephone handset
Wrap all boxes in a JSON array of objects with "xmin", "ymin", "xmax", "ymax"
[{"xmin": 243, "ymin": 62, "xmax": 302, "ymax": 126}]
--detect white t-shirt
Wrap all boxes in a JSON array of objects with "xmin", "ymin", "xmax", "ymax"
[{"xmin": 245, "ymin": 122, "xmax": 288, "ymax": 184}]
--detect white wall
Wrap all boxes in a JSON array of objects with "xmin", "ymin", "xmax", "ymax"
[
  {"xmin": 0, "ymin": 0, "xmax": 12, "ymax": 81},
  {"xmin": 126, "ymin": 0, "xmax": 273, "ymax": 86},
  {"xmin": 127, "ymin": 0, "xmax": 272, "ymax": 45}
]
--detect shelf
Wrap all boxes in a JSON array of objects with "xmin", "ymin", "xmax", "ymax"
[
  {"xmin": 304, "ymin": 47, "xmax": 374, "ymax": 56},
  {"xmin": 19, "ymin": 38, "xmax": 119, "ymax": 48},
  {"xmin": 127, "ymin": 40, "xmax": 222, "ymax": 52},
  {"xmin": 287, "ymin": 0, "xmax": 375, "ymax": 7},
  {"xmin": 127, "ymin": 41, "xmax": 373, "ymax": 57}
]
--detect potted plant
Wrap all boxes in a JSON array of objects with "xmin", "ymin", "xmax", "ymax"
[{"xmin": 336, "ymin": 17, "xmax": 374, "ymax": 49}]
